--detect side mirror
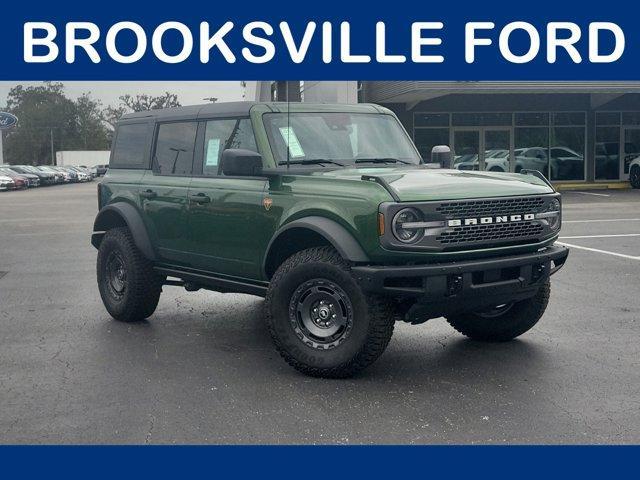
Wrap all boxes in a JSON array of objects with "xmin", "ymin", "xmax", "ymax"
[
  {"xmin": 431, "ymin": 145, "xmax": 453, "ymax": 169},
  {"xmin": 220, "ymin": 149, "xmax": 263, "ymax": 177}
]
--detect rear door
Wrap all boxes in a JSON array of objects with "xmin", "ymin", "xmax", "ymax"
[
  {"xmin": 138, "ymin": 121, "xmax": 197, "ymax": 266},
  {"xmin": 185, "ymin": 117, "xmax": 270, "ymax": 279}
]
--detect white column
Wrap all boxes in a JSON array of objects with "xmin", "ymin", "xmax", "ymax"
[
  {"xmin": 0, "ymin": 131, "xmax": 4, "ymax": 165},
  {"xmin": 301, "ymin": 81, "xmax": 358, "ymax": 104},
  {"xmin": 244, "ymin": 81, "xmax": 274, "ymax": 102}
]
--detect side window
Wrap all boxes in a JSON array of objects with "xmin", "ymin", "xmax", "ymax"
[
  {"xmin": 111, "ymin": 123, "xmax": 150, "ymax": 169},
  {"xmin": 154, "ymin": 122, "xmax": 198, "ymax": 176},
  {"xmin": 202, "ymin": 118, "xmax": 258, "ymax": 176}
]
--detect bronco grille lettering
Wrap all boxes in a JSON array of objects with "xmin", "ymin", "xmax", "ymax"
[{"xmin": 448, "ymin": 213, "xmax": 535, "ymax": 228}]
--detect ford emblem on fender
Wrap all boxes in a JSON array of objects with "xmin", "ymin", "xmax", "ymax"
[{"xmin": 0, "ymin": 112, "xmax": 18, "ymax": 130}]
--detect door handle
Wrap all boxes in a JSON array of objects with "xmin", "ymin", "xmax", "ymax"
[
  {"xmin": 140, "ymin": 189, "xmax": 157, "ymax": 199},
  {"xmin": 188, "ymin": 193, "xmax": 211, "ymax": 204}
]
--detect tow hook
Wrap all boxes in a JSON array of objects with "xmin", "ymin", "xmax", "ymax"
[
  {"xmin": 447, "ymin": 274, "xmax": 464, "ymax": 296},
  {"xmin": 532, "ymin": 264, "xmax": 546, "ymax": 282}
]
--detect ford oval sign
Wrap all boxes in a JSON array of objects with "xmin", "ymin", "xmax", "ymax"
[{"xmin": 0, "ymin": 112, "xmax": 18, "ymax": 130}]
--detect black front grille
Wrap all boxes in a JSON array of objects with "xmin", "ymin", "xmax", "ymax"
[
  {"xmin": 437, "ymin": 221, "xmax": 544, "ymax": 245},
  {"xmin": 436, "ymin": 197, "xmax": 545, "ymax": 218}
]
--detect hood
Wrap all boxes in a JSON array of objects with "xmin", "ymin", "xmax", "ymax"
[{"xmin": 314, "ymin": 166, "xmax": 554, "ymax": 202}]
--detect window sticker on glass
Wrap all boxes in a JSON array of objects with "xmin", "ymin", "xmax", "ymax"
[
  {"xmin": 206, "ymin": 139, "xmax": 221, "ymax": 166},
  {"xmin": 349, "ymin": 124, "xmax": 358, "ymax": 157},
  {"xmin": 278, "ymin": 127, "xmax": 305, "ymax": 158}
]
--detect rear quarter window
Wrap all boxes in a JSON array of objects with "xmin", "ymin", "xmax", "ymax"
[{"xmin": 110, "ymin": 123, "xmax": 152, "ymax": 169}]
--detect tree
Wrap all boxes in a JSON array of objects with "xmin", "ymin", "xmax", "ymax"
[
  {"xmin": 75, "ymin": 93, "xmax": 111, "ymax": 150},
  {"xmin": 102, "ymin": 92, "xmax": 181, "ymax": 129},
  {"xmin": 1, "ymin": 84, "xmax": 180, "ymax": 165},
  {"xmin": 3, "ymin": 82, "xmax": 109, "ymax": 165},
  {"xmin": 101, "ymin": 105, "xmax": 129, "ymax": 131}
]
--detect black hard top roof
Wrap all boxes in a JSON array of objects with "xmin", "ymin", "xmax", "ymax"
[{"xmin": 120, "ymin": 102, "xmax": 388, "ymax": 123}]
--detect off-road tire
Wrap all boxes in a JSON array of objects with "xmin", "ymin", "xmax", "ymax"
[
  {"xmin": 265, "ymin": 247, "xmax": 395, "ymax": 378},
  {"xmin": 97, "ymin": 227, "xmax": 163, "ymax": 322},
  {"xmin": 446, "ymin": 281, "xmax": 550, "ymax": 342},
  {"xmin": 630, "ymin": 165, "xmax": 640, "ymax": 189}
]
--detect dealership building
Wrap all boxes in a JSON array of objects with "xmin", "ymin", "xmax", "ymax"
[{"xmin": 250, "ymin": 81, "xmax": 640, "ymax": 185}]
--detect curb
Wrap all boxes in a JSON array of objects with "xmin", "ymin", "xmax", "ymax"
[{"xmin": 553, "ymin": 182, "xmax": 631, "ymax": 191}]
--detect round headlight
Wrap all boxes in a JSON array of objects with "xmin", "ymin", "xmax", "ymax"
[
  {"xmin": 392, "ymin": 208, "xmax": 423, "ymax": 243},
  {"xmin": 547, "ymin": 198, "xmax": 561, "ymax": 230}
]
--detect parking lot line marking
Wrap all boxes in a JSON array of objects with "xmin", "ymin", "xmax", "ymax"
[
  {"xmin": 563, "ymin": 218, "xmax": 640, "ymax": 224},
  {"xmin": 557, "ymin": 241, "xmax": 640, "ymax": 261},
  {"xmin": 0, "ymin": 217, "xmax": 68, "ymax": 223},
  {"xmin": 571, "ymin": 191, "xmax": 611, "ymax": 197},
  {"xmin": 560, "ymin": 234, "xmax": 640, "ymax": 239}
]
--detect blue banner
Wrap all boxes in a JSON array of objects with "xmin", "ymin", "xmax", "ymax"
[
  {"xmin": 0, "ymin": 445, "xmax": 637, "ymax": 478},
  {"xmin": 1, "ymin": 0, "xmax": 639, "ymax": 80}
]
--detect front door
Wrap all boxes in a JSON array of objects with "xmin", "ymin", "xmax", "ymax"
[
  {"xmin": 452, "ymin": 129, "xmax": 480, "ymax": 170},
  {"xmin": 484, "ymin": 129, "xmax": 512, "ymax": 172},
  {"xmin": 452, "ymin": 128, "xmax": 513, "ymax": 172},
  {"xmin": 623, "ymin": 127, "xmax": 640, "ymax": 181},
  {"xmin": 186, "ymin": 117, "xmax": 272, "ymax": 280}
]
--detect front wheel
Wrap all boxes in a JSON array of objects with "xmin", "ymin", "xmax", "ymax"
[
  {"xmin": 630, "ymin": 165, "xmax": 640, "ymax": 189},
  {"xmin": 265, "ymin": 247, "xmax": 395, "ymax": 378},
  {"xmin": 446, "ymin": 281, "xmax": 550, "ymax": 342}
]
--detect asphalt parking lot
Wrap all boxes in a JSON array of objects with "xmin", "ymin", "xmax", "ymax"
[{"xmin": 1, "ymin": 183, "xmax": 639, "ymax": 444}]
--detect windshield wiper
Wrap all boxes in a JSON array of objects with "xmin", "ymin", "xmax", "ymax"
[
  {"xmin": 278, "ymin": 159, "xmax": 346, "ymax": 167},
  {"xmin": 354, "ymin": 158, "xmax": 411, "ymax": 165}
]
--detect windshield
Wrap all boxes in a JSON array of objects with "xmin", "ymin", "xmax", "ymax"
[{"xmin": 263, "ymin": 113, "xmax": 421, "ymax": 166}]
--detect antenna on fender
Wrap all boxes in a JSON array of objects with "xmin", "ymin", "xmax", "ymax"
[{"xmin": 286, "ymin": 82, "xmax": 290, "ymax": 170}]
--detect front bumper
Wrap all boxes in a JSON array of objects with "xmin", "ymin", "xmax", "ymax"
[{"xmin": 352, "ymin": 245, "xmax": 568, "ymax": 318}]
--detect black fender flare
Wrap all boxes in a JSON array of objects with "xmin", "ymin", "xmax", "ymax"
[
  {"xmin": 263, "ymin": 216, "xmax": 370, "ymax": 276},
  {"xmin": 91, "ymin": 202, "xmax": 156, "ymax": 261}
]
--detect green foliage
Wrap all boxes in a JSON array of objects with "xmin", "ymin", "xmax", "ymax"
[
  {"xmin": 3, "ymin": 82, "xmax": 110, "ymax": 165},
  {"xmin": 2, "ymin": 84, "xmax": 182, "ymax": 166},
  {"xmin": 102, "ymin": 92, "xmax": 181, "ymax": 129}
]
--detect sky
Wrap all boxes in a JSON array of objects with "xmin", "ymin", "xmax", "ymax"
[{"xmin": 0, "ymin": 81, "xmax": 245, "ymax": 108}]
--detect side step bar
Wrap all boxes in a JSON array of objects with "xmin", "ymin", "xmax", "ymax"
[{"xmin": 154, "ymin": 266, "xmax": 269, "ymax": 297}]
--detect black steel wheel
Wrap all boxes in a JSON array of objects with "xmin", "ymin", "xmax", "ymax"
[
  {"xmin": 446, "ymin": 281, "xmax": 550, "ymax": 342},
  {"xmin": 290, "ymin": 278, "xmax": 354, "ymax": 350},
  {"xmin": 104, "ymin": 250, "xmax": 127, "ymax": 301},
  {"xmin": 97, "ymin": 227, "xmax": 163, "ymax": 322},
  {"xmin": 475, "ymin": 303, "xmax": 514, "ymax": 319},
  {"xmin": 265, "ymin": 247, "xmax": 395, "ymax": 378}
]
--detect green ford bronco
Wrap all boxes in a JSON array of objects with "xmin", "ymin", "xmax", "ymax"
[{"xmin": 92, "ymin": 102, "xmax": 568, "ymax": 378}]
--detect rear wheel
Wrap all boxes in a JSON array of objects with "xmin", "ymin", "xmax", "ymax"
[
  {"xmin": 446, "ymin": 281, "xmax": 550, "ymax": 342},
  {"xmin": 630, "ymin": 165, "xmax": 640, "ymax": 189},
  {"xmin": 97, "ymin": 227, "xmax": 163, "ymax": 322},
  {"xmin": 265, "ymin": 247, "xmax": 395, "ymax": 378}
]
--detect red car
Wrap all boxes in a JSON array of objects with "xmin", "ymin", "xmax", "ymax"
[{"xmin": 0, "ymin": 168, "xmax": 29, "ymax": 189}]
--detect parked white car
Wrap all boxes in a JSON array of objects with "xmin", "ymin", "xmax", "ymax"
[
  {"xmin": 0, "ymin": 174, "xmax": 16, "ymax": 191},
  {"xmin": 454, "ymin": 150, "xmax": 510, "ymax": 172},
  {"xmin": 629, "ymin": 156, "xmax": 640, "ymax": 188},
  {"xmin": 69, "ymin": 166, "xmax": 92, "ymax": 182}
]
